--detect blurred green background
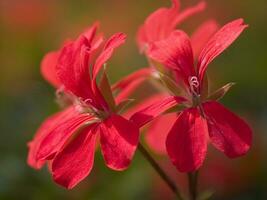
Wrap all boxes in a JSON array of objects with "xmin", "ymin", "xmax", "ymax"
[{"xmin": 0, "ymin": 0, "xmax": 266, "ymax": 199}]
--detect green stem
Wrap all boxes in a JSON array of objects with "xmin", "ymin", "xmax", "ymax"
[
  {"xmin": 188, "ymin": 171, "xmax": 199, "ymax": 200},
  {"xmin": 138, "ymin": 143, "xmax": 184, "ymax": 200}
]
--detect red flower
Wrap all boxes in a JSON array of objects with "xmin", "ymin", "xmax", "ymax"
[
  {"xmin": 112, "ymin": 1, "xmax": 213, "ymax": 105},
  {"xmin": 119, "ymin": 18, "xmax": 219, "ymax": 154},
  {"xmin": 27, "ymin": 23, "xmax": 139, "ymax": 189},
  {"xmin": 137, "ymin": 0, "xmax": 206, "ymax": 53},
  {"xmin": 113, "ymin": 19, "xmax": 219, "ymax": 154},
  {"xmin": 131, "ymin": 19, "xmax": 252, "ymax": 172}
]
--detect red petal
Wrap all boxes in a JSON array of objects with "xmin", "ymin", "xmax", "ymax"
[
  {"xmin": 130, "ymin": 95, "xmax": 185, "ymax": 128},
  {"xmin": 197, "ymin": 19, "xmax": 248, "ymax": 83},
  {"xmin": 174, "ymin": 1, "xmax": 206, "ymax": 25},
  {"xmin": 57, "ymin": 36, "xmax": 93, "ymax": 100},
  {"xmin": 27, "ymin": 107, "xmax": 77, "ymax": 169},
  {"xmin": 166, "ymin": 108, "xmax": 208, "ymax": 172},
  {"xmin": 148, "ymin": 30, "xmax": 195, "ymax": 83},
  {"xmin": 92, "ymin": 33, "xmax": 126, "ymax": 80},
  {"xmin": 191, "ymin": 20, "xmax": 219, "ymax": 58},
  {"xmin": 40, "ymin": 51, "xmax": 61, "ymax": 88},
  {"xmin": 136, "ymin": 0, "xmax": 179, "ymax": 52},
  {"xmin": 145, "ymin": 113, "xmax": 177, "ymax": 155},
  {"xmin": 112, "ymin": 68, "xmax": 153, "ymax": 104},
  {"xmin": 83, "ymin": 21, "xmax": 99, "ymax": 44},
  {"xmin": 36, "ymin": 110, "xmax": 93, "ymax": 161},
  {"xmin": 99, "ymin": 114, "xmax": 139, "ymax": 170},
  {"xmin": 52, "ymin": 125, "xmax": 98, "ymax": 189},
  {"xmin": 203, "ymin": 101, "xmax": 252, "ymax": 158},
  {"xmin": 124, "ymin": 93, "xmax": 169, "ymax": 119}
]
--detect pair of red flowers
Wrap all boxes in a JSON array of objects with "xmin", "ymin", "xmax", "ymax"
[{"xmin": 28, "ymin": 0, "xmax": 252, "ymax": 189}]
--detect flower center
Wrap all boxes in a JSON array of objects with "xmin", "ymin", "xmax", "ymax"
[{"xmin": 74, "ymin": 97, "xmax": 109, "ymax": 120}]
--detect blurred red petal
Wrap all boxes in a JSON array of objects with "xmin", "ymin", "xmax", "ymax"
[
  {"xmin": 148, "ymin": 30, "xmax": 195, "ymax": 83},
  {"xmin": 137, "ymin": 0, "xmax": 179, "ymax": 51},
  {"xmin": 124, "ymin": 94, "xmax": 169, "ymax": 119},
  {"xmin": 191, "ymin": 20, "xmax": 219, "ymax": 58},
  {"xmin": 52, "ymin": 125, "xmax": 98, "ymax": 189},
  {"xmin": 197, "ymin": 19, "xmax": 248, "ymax": 83},
  {"xmin": 27, "ymin": 106, "xmax": 77, "ymax": 169},
  {"xmin": 57, "ymin": 36, "xmax": 93, "ymax": 100},
  {"xmin": 36, "ymin": 111, "xmax": 93, "ymax": 161},
  {"xmin": 99, "ymin": 114, "xmax": 139, "ymax": 170},
  {"xmin": 166, "ymin": 108, "xmax": 208, "ymax": 172},
  {"xmin": 203, "ymin": 101, "xmax": 252, "ymax": 158},
  {"xmin": 145, "ymin": 113, "xmax": 177, "ymax": 154},
  {"xmin": 40, "ymin": 51, "xmax": 61, "ymax": 88},
  {"xmin": 112, "ymin": 68, "xmax": 153, "ymax": 103},
  {"xmin": 174, "ymin": 1, "xmax": 206, "ymax": 25},
  {"xmin": 92, "ymin": 33, "xmax": 126, "ymax": 80},
  {"xmin": 130, "ymin": 95, "xmax": 184, "ymax": 128}
]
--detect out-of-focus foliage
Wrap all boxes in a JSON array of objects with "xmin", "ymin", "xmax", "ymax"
[{"xmin": 0, "ymin": 0, "xmax": 266, "ymax": 199}]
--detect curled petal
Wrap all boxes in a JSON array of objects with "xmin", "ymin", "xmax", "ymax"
[
  {"xmin": 148, "ymin": 30, "xmax": 195, "ymax": 84},
  {"xmin": 174, "ymin": 1, "xmax": 206, "ymax": 25},
  {"xmin": 112, "ymin": 68, "xmax": 152, "ymax": 91},
  {"xmin": 36, "ymin": 111, "xmax": 93, "ymax": 161},
  {"xmin": 92, "ymin": 33, "xmax": 126, "ymax": 80},
  {"xmin": 203, "ymin": 101, "xmax": 252, "ymax": 158},
  {"xmin": 124, "ymin": 94, "xmax": 169, "ymax": 119},
  {"xmin": 83, "ymin": 21, "xmax": 99, "ymax": 44},
  {"xmin": 99, "ymin": 114, "xmax": 139, "ymax": 170},
  {"xmin": 27, "ymin": 106, "xmax": 77, "ymax": 169},
  {"xmin": 52, "ymin": 125, "xmax": 98, "ymax": 189},
  {"xmin": 130, "ymin": 95, "xmax": 185, "ymax": 128},
  {"xmin": 166, "ymin": 108, "xmax": 208, "ymax": 172},
  {"xmin": 136, "ymin": 0, "xmax": 180, "ymax": 51},
  {"xmin": 191, "ymin": 19, "xmax": 219, "ymax": 58},
  {"xmin": 145, "ymin": 113, "xmax": 177, "ymax": 154},
  {"xmin": 40, "ymin": 51, "xmax": 61, "ymax": 88},
  {"xmin": 112, "ymin": 68, "xmax": 153, "ymax": 104},
  {"xmin": 57, "ymin": 36, "xmax": 93, "ymax": 100},
  {"xmin": 90, "ymin": 33, "xmax": 127, "ymax": 110},
  {"xmin": 197, "ymin": 19, "xmax": 248, "ymax": 83}
]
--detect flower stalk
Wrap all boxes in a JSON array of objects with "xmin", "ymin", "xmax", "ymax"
[
  {"xmin": 188, "ymin": 171, "xmax": 199, "ymax": 200},
  {"xmin": 138, "ymin": 143, "xmax": 184, "ymax": 200}
]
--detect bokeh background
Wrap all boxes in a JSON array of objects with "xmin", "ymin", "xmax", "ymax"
[{"xmin": 0, "ymin": 0, "xmax": 266, "ymax": 199}]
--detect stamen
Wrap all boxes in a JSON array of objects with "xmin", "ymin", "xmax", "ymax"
[
  {"xmin": 189, "ymin": 76, "xmax": 199, "ymax": 95},
  {"xmin": 74, "ymin": 97, "xmax": 101, "ymax": 117},
  {"xmin": 152, "ymin": 70, "xmax": 160, "ymax": 79}
]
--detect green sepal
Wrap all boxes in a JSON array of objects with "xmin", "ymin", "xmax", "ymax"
[
  {"xmin": 200, "ymin": 74, "xmax": 209, "ymax": 101},
  {"xmin": 116, "ymin": 99, "xmax": 135, "ymax": 114},
  {"xmin": 149, "ymin": 58, "xmax": 166, "ymax": 74},
  {"xmin": 99, "ymin": 68, "xmax": 116, "ymax": 112},
  {"xmin": 62, "ymin": 118, "xmax": 100, "ymax": 148},
  {"xmin": 207, "ymin": 82, "xmax": 235, "ymax": 101},
  {"xmin": 197, "ymin": 190, "xmax": 214, "ymax": 200},
  {"xmin": 157, "ymin": 72, "xmax": 184, "ymax": 96},
  {"xmin": 164, "ymin": 104, "xmax": 186, "ymax": 114}
]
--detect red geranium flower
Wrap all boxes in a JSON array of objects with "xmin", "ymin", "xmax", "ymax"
[
  {"xmin": 27, "ymin": 23, "xmax": 139, "ymax": 189},
  {"xmin": 113, "ymin": 1, "xmax": 219, "ymax": 155},
  {"xmin": 112, "ymin": 0, "xmax": 212, "ymax": 102},
  {"xmin": 130, "ymin": 19, "xmax": 252, "ymax": 172}
]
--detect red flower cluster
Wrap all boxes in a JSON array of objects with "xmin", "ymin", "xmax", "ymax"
[
  {"xmin": 28, "ymin": 0, "xmax": 253, "ymax": 190},
  {"xmin": 28, "ymin": 23, "xmax": 139, "ymax": 189}
]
